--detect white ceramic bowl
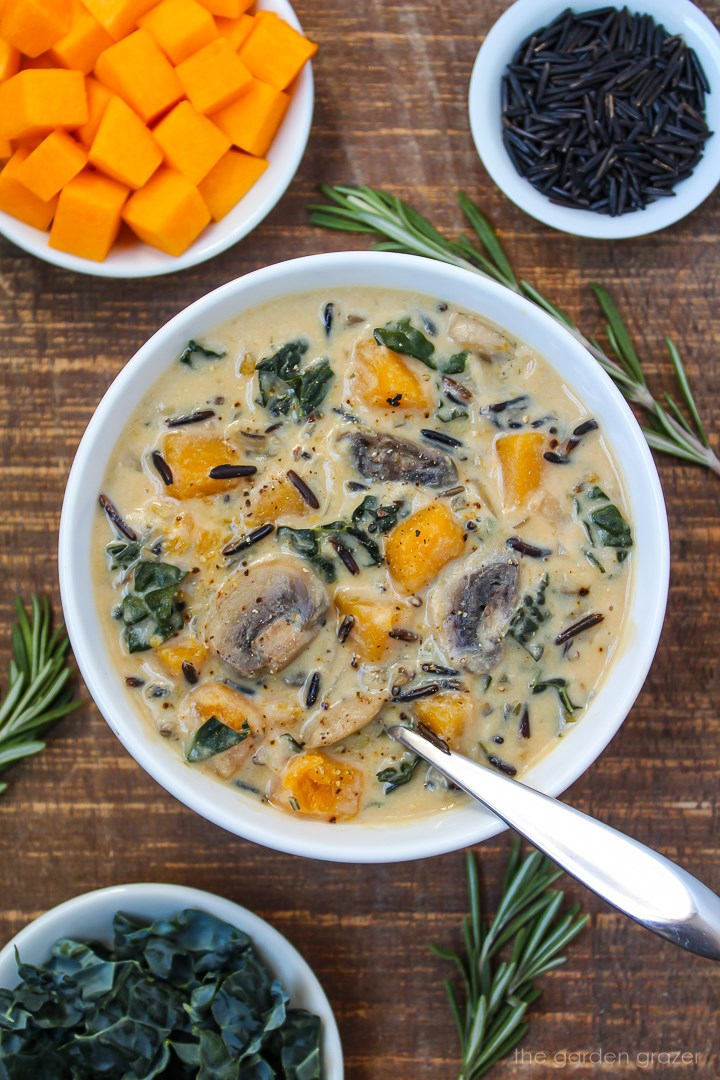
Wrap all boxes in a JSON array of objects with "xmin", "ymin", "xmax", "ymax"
[
  {"xmin": 469, "ymin": 0, "xmax": 720, "ymax": 238},
  {"xmin": 0, "ymin": 0, "xmax": 313, "ymax": 278},
  {"xmin": 58, "ymin": 251, "xmax": 670, "ymax": 862},
  {"xmin": 0, "ymin": 882, "xmax": 344, "ymax": 1079}
]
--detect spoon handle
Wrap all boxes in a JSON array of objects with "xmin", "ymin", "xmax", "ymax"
[{"xmin": 391, "ymin": 725, "xmax": 720, "ymax": 961}]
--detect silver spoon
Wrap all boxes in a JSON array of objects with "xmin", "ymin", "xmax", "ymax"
[{"xmin": 389, "ymin": 724, "xmax": 720, "ymax": 961}]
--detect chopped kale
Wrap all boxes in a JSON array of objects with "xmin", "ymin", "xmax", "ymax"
[
  {"xmin": 118, "ymin": 559, "xmax": 187, "ymax": 653},
  {"xmin": 578, "ymin": 485, "xmax": 633, "ymax": 562},
  {"xmin": 186, "ymin": 716, "xmax": 251, "ymax": 762},
  {"xmin": 373, "ymin": 318, "xmax": 467, "ymax": 373},
  {"xmin": 178, "ymin": 339, "xmax": 227, "ymax": 367},
  {"xmin": 277, "ymin": 495, "xmax": 403, "ymax": 579},
  {"xmin": 377, "ymin": 753, "xmax": 420, "ymax": 792},
  {"xmin": 255, "ymin": 340, "xmax": 334, "ymax": 418},
  {"xmin": 106, "ymin": 539, "xmax": 141, "ymax": 570},
  {"xmin": 507, "ymin": 574, "xmax": 549, "ymax": 661}
]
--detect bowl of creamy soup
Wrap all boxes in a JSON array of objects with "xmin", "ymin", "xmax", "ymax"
[{"xmin": 59, "ymin": 252, "xmax": 669, "ymax": 862}]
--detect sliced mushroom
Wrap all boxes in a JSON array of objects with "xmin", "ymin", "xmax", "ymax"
[
  {"xmin": 340, "ymin": 429, "xmax": 457, "ymax": 488},
  {"xmin": 206, "ymin": 555, "xmax": 329, "ymax": 677},
  {"xmin": 449, "ymin": 312, "xmax": 513, "ymax": 362},
  {"xmin": 429, "ymin": 552, "xmax": 519, "ymax": 673},
  {"xmin": 301, "ymin": 688, "xmax": 389, "ymax": 748}
]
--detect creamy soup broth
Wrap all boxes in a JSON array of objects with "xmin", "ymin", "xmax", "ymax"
[{"xmin": 91, "ymin": 287, "xmax": 633, "ymax": 822}]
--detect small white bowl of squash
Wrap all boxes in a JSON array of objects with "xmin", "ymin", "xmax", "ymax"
[{"xmin": 58, "ymin": 251, "xmax": 669, "ymax": 862}]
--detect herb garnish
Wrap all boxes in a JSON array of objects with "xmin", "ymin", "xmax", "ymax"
[
  {"xmin": 186, "ymin": 715, "xmax": 251, "ymax": 761},
  {"xmin": 0, "ymin": 597, "xmax": 81, "ymax": 797},
  {"xmin": 178, "ymin": 339, "xmax": 227, "ymax": 366},
  {"xmin": 309, "ymin": 185, "xmax": 718, "ymax": 476},
  {"xmin": 255, "ymin": 339, "xmax": 334, "ymax": 418},
  {"xmin": 0, "ymin": 907, "xmax": 322, "ymax": 1078},
  {"xmin": 431, "ymin": 842, "xmax": 588, "ymax": 1079},
  {"xmin": 374, "ymin": 317, "xmax": 467, "ymax": 373},
  {"xmin": 119, "ymin": 559, "xmax": 187, "ymax": 653}
]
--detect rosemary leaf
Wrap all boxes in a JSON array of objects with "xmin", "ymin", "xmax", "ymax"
[
  {"xmin": 431, "ymin": 841, "xmax": 588, "ymax": 1079},
  {"xmin": 0, "ymin": 597, "xmax": 81, "ymax": 795},
  {"xmin": 308, "ymin": 185, "xmax": 719, "ymax": 478}
]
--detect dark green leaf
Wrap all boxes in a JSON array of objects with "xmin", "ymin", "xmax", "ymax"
[
  {"xmin": 106, "ymin": 540, "xmax": 141, "ymax": 569},
  {"xmin": 179, "ymin": 339, "xmax": 227, "ymax": 367},
  {"xmin": 186, "ymin": 716, "xmax": 251, "ymax": 762},
  {"xmin": 350, "ymin": 494, "xmax": 401, "ymax": 536},
  {"xmin": 579, "ymin": 486, "xmax": 633, "ymax": 561},
  {"xmin": 256, "ymin": 341, "xmax": 334, "ymax": 419},
  {"xmin": 134, "ymin": 561, "xmax": 186, "ymax": 594},
  {"xmin": 507, "ymin": 575, "xmax": 549, "ymax": 661},
  {"xmin": 530, "ymin": 676, "xmax": 578, "ymax": 716},
  {"xmin": 377, "ymin": 753, "xmax": 420, "ymax": 792},
  {"xmin": 276, "ymin": 527, "xmax": 338, "ymax": 582},
  {"xmin": 374, "ymin": 318, "xmax": 435, "ymax": 363}
]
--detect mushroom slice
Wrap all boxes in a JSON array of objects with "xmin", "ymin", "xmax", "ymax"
[
  {"xmin": 429, "ymin": 552, "xmax": 520, "ymax": 673},
  {"xmin": 449, "ymin": 312, "xmax": 513, "ymax": 362},
  {"xmin": 340, "ymin": 429, "xmax": 457, "ymax": 488},
  {"xmin": 206, "ymin": 555, "xmax": 329, "ymax": 677},
  {"xmin": 301, "ymin": 688, "xmax": 389, "ymax": 748}
]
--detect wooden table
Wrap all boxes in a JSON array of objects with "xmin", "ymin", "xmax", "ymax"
[{"xmin": 2, "ymin": 1, "xmax": 720, "ymax": 1075}]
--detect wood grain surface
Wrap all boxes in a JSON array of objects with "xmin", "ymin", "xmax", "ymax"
[{"xmin": 1, "ymin": 1, "xmax": 720, "ymax": 1075}]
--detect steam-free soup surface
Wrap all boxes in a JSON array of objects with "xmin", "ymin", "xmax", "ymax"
[{"xmin": 92, "ymin": 288, "xmax": 633, "ymax": 822}]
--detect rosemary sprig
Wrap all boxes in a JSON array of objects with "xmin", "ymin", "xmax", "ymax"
[
  {"xmin": 431, "ymin": 842, "xmax": 588, "ymax": 1080},
  {"xmin": 309, "ymin": 185, "xmax": 719, "ymax": 476},
  {"xmin": 0, "ymin": 597, "xmax": 81, "ymax": 795}
]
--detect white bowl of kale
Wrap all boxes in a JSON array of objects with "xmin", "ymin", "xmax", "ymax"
[
  {"xmin": 0, "ymin": 882, "xmax": 343, "ymax": 1078},
  {"xmin": 58, "ymin": 251, "xmax": 669, "ymax": 863}
]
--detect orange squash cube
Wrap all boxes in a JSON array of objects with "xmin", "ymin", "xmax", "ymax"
[
  {"xmin": 0, "ymin": 147, "xmax": 58, "ymax": 228},
  {"xmin": 155, "ymin": 637, "xmax": 208, "ymax": 678},
  {"xmin": 1, "ymin": 0, "xmax": 72, "ymax": 58},
  {"xmin": 15, "ymin": 130, "xmax": 87, "ymax": 201},
  {"xmin": 197, "ymin": 0, "xmax": 253, "ymax": 16},
  {"xmin": 244, "ymin": 471, "xmax": 307, "ymax": 525},
  {"xmin": 239, "ymin": 12, "xmax": 317, "ymax": 91},
  {"xmin": 334, "ymin": 590, "xmax": 400, "ymax": 662},
  {"xmin": 413, "ymin": 692, "xmax": 472, "ymax": 746},
  {"xmin": 215, "ymin": 13, "xmax": 254, "ymax": 50},
  {"xmin": 50, "ymin": 3, "xmax": 113, "ymax": 73},
  {"xmin": 211, "ymin": 77, "xmax": 289, "ymax": 157},
  {"xmin": 161, "ymin": 430, "xmax": 245, "ymax": 497},
  {"xmin": 198, "ymin": 148, "xmax": 267, "ymax": 220},
  {"xmin": 0, "ymin": 139, "xmax": 11, "ymax": 161},
  {"xmin": 89, "ymin": 94, "xmax": 162, "ymax": 188},
  {"xmin": 346, "ymin": 337, "xmax": 433, "ymax": 412},
  {"xmin": 122, "ymin": 166, "xmax": 210, "ymax": 255},
  {"xmin": 49, "ymin": 169, "xmax": 129, "ymax": 260},
  {"xmin": 153, "ymin": 100, "xmax": 229, "ymax": 184},
  {"xmin": 175, "ymin": 36, "xmax": 252, "ymax": 114},
  {"xmin": 283, "ymin": 750, "xmax": 363, "ymax": 818},
  {"xmin": 0, "ymin": 70, "xmax": 88, "ymax": 140},
  {"xmin": 495, "ymin": 431, "xmax": 546, "ymax": 509},
  {"xmin": 75, "ymin": 75, "xmax": 111, "ymax": 146},
  {"xmin": 0, "ymin": 40, "xmax": 20, "ymax": 84},
  {"xmin": 385, "ymin": 503, "xmax": 466, "ymax": 593},
  {"xmin": 94, "ymin": 28, "xmax": 183, "ymax": 123},
  {"xmin": 139, "ymin": 0, "xmax": 217, "ymax": 64},
  {"xmin": 79, "ymin": 0, "xmax": 158, "ymax": 40}
]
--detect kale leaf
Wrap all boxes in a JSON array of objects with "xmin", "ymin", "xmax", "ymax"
[
  {"xmin": 277, "ymin": 496, "xmax": 403, "ymax": 580},
  {"xmin": 179, "ymin": 340, "xmax": 227, "ymax": 367},
  {"xmin": 374, "ymin": 318, "xmax": 467, "ymax": 373},
  {"xmin": 255, "ymin": 340, "xmax": 334, "ymax": 418},
  {"xmin": 578, "ymin": 486, "xmax": 633, "ymax": 562},
  {"xmin": 507, "ymin": 574, "xmax": 549, "ymax": 661},
  {"xmin": 377, "ymin": 753, "xmax": 420, "ymax": 793},
  {"xmin": 118, "ymin": 559, "xmax": 187, "ymax": 653},
  {"xmin": 186, "ymin": 716, "xmax": 251, "ymax": 762},
  {"xmin": 106, "ymin": 539, "xmax": 141, "ymax": 570}
]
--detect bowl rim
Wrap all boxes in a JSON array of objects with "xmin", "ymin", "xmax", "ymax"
[
  {"xmin": 0, "ymin": 881, "xmax": 344, "ymax": 1079},
  {"xmin": 0, "ymin": 0, "xmax": 314, "ymax": 279},
  {"xmin": 58, "ymin": 250, "xmax": 670, "ymax": 863},
  {"xmin": 469, "ymin": 0, "xmax": 720, "ymax": 239}
]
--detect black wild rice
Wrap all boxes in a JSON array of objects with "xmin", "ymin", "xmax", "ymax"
[
  {"xmin": 287, "ymin": 468, "xmax": 320, "ymax": 508},
  {"xmin": 99, "ymin": 494, "xmax": 137, "ymax": 540},
  {"xmin": 421, "ymin": 428, "xmax": 464, "ymax": 448},
  {"xmin": 165, "ymin": 408, "xmax": 215, "ymax": 427},
  {"xmin": 151, "ymin": 451, "xmax": 173, "ymax": 486},
  {"xmin": 222, "ymin": 523, "xmax": 274, "ymax": 556},
  {"xmin": 337, "ymin": 613, "xmax": 355, "ymax": 642},
  {"xmin": 555, "ymin": 611, "xmax": 605, "ymax": 644},
  {"xmin": 208, "ymin": 464, "xmax": 257, "ymax": 479},
  {"xmin": 305, "ymin": 671, "xmax": 321, "ymax": 707},
  {"xmin": 328, "ymin": 536, "xmax": 360, "ymax": 575},
  {"xmin": 501, "ymin": 7, "xmax": 712, "ymax": 215}
]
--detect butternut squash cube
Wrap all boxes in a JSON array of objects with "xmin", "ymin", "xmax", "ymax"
[
  {"xmin": 75, "ymin": 75, "xmax": 111, "ymax": 146},
  {"xmin": 155, "ymin": 637, "xmax": 208, "ymax": 678},
  {"xmin": 89, "ymin": 94, "xmax": 162, "ymax": 188},
  {"xmin": 49, "ymin": 169, "xmax": 129, "ymax": 260},
  {"xmin": 179, "ymin": 680, "xmax": 262, "ymax": 777},
  {"xmin": 385, "ymin": 503, "xmax": 465, "ymax": 593},
  {"xmin": 283, "ymin": 750, "xmax": 363, "ymax": 818},
  {"xmin": 162, "ymin": 431, "xmax": 244, "ymax": 498},
  {"xmin": 139, "ymin": 0, "xmax": 217, "ymax": 64},
  {"xmin": 334, "ymin": 590, "xmax": 400, "ymax": 662},
  {"xmin": 347, "ymin": 337, "xmax": 433, "ymax": 412},
  {"xmin": 211, "ymin": 77, "xmax": 289, "ymax": 157},
  {"xmin": 175, "ymin": 36, "xmax": 252, "ymax": 115},
  {"xmin": 153, "ymin": 100, "xmax": 229, "ymax": 184},
  {"xmin": 413, "ymin": 692, "xmax": 472, "ymax": 746},
  {"xmin": 0, "ymin": 70, "xmax": 88, "ymax": 140},
  {"xmin": 122, "ymin": 166, "xmax": 210, "ymax": 255},
  {"xmin": 244, "ymin": 471, "xmax": 307, "ymax": 525},
  {"xmin": 15, "ymin": 130, "xmax": 87, "ymax": 201},
  {"xmin": 0, "ymin": 40, "xmax": 20, "ymax": 84},
  {"xmin": 0, "ymin": 147, "xmax": 58, "ymax": 228},
  {"xmin": 197, "ymin": 0, "xmax": 253, "ymax": 17},
  {"xmin": 79, "ymin": 0, "xmax": 158, "ymax": 41},
  {"xmin": 198, "ymin": 147, "xmax": 267, "ymax": 220},
  {"xmin": 50, "ymin": 3, "xmax": 113, "ymax": 73},
  {"xmin": 1, "ymin": 0, "xmax": 72, "ymax": 58},
  {"xmin": 215, "ymin": 13, "xmax": 254, "ymax": 50},
  {"xmin": 495, "ymin": 431, "xmax": 546, "ymax": 509},
  {"xmin": 94, "ymin": 28, "xmax": 183, "ymax": 123},
  {"xmin": 239, "ymin": 12, "xmax": 317, "ymax": 91},
  {"xmin": 0, "ymin": 139, "xmax": 11, "ymax": 161}
]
